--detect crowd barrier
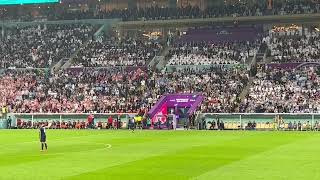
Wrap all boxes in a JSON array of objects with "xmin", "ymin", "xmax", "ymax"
[
  {"xmin": 5, "ymin": 113, "xmax": 137, "ymax": 129},
  {"xmin": 202, "ymin": 113, "xmax": 320, "ymax": 130},
  {"xmin": 2, "ymin": 113, "xmax": 320, "ymax": 130}
]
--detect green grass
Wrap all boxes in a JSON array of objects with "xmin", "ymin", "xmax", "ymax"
[{"xmin": 1, "ymin": 130, "xmax": 320, "ymax": 180}]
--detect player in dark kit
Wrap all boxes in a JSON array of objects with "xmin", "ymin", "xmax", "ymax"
[{"xmin": 39, "ymin": 124, "xmax": 48, "ymax": 151}]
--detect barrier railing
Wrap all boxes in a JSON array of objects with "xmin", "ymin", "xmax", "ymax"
[
  {"xmin": 201, "ymin": 113, "xmax": 320, "ymax": 130},
  {"xmin": 7, "ymin": 113, "xmax": 137, "ymax": 128},
  {"xmin": 3, "ymin": 113, "xmax": 320, "ymax": 130}
]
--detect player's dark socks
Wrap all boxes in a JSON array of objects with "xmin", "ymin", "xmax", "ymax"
[
  {"xmin": 45, "ymin": 143, "xmax": 48, "ymax": 150},
  {"xmin": 41, "ymin": 143, "xmax": 44, "ymax": 150}
]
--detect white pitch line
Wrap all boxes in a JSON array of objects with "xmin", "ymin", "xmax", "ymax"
[
  {"xmin": 85, "ymin": 142, "xmax": 112, "ymax": 149},
  {"xmin": 105, "ymin": 144, "xmax": 112, "ymax": 149}
]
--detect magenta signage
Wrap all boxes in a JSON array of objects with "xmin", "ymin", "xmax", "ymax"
[
  {"xmin": 148, "ymin": 93, "xmax": 204, "ymax": 121},
  {"xmin": 266, "ymin": 62, "xmax": 320, "ymax": 70}
]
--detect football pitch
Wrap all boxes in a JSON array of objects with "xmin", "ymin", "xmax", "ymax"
[{"xmin": 1, "ymin": 130, "xmax": 320, "ymax": 180}]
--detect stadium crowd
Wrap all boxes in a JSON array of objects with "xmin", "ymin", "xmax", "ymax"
[
  {"xmin": 266, "ymin": 28, "xmax": 320, "ymax": 63},
  {"xmin": 240, "ymin": 66, "xmax": 320, "ymax": 113},
  {"xmin": 72, "ymin": 37, "xmax": 163, "ymax": 67},
  {"xmin": 0, "ymin": 69, "xmax": 148, "ymax": 113},
  {"xmin": 155, "ymin": 67, "xmax": 248, "ymax": 113},
  {"xmin": 49, "ymin": 2, "xmax": 318, "ymax": 22},
  {"xmin": 0, "ymin": 0, "xmax": 319, "ymax": 120},
  {"xmin": 168, "ymin": 41, "xmax": 259, "ymax": 65},
  {"xmin": 0, "ymin": 24, "xmax": 319, "ymax": 115},
  {"xmin": 1, "ymin": 1, "xmax": 319, "ymax": 22},
  {"xmin": 0, "ymin": 24, "xmax": 95, "ymax": 68},
  {"xmin": 0, "ymin": 66, "xmax": 248, "ymax": 114}
]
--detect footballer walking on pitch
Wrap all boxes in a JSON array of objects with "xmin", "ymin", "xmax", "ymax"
[{"xmin": 39, "ymin": 124, "xmax": 48, "ymax": 151}]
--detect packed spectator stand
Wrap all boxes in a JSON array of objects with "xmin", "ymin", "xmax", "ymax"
[
  {"xmin": 1, "ymin": 23, "xmax": 319, "ymax": 116},
  {"xmin": 0, "ymin": 0, "xmax": 320, "ymax": 132},
  {"xmin": 0, "ymin": 24, "xmax": 95, "ymax": 68},
  {"xmin": 72, "ymin": 36, "xmax": 163, "ymax": 67},
  {"xmin": 2, "ymin": 1, "xmax": 319, "ymax": 22},
  {"xmin": 195, "ymin": 68, "xmax": 249, "ymax": 113},
  {"xmin": 65, "ymin": 1, "xmax": 320, "ymax": 21},
  {"xmin": 0, "ymin": 69, "xmax": 149, "ymax": 113},
  {"xmin": 168, "ymin": 41, "xmax": 258, "ymax": 65},
  {"xmin": 266, "ymin": 27, "xmax": 320, "ymax": 63},
  {"xmin": 240, "ymin": 66, "xmax": 320, "ymax": 113},
  {"xmin": 0, "ymin": 65, "xmax": 248, "ymax": 114}
]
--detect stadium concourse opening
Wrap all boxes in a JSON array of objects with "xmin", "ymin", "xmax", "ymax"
[{"xmin": 148, "ymin": 93, "xmax": 204, "ymax": 129}]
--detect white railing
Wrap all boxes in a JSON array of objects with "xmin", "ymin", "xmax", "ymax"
[
  {"xmin": 3, "ymin": 113, "xmax": 320, "ymax": 130},
  {"xmin": 7, "ymin": 113, "xmax": 137, "ymax": 128},
  {"xmin": 200, "ymin": 113, "xmax": 320, "ymax": 130}
]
